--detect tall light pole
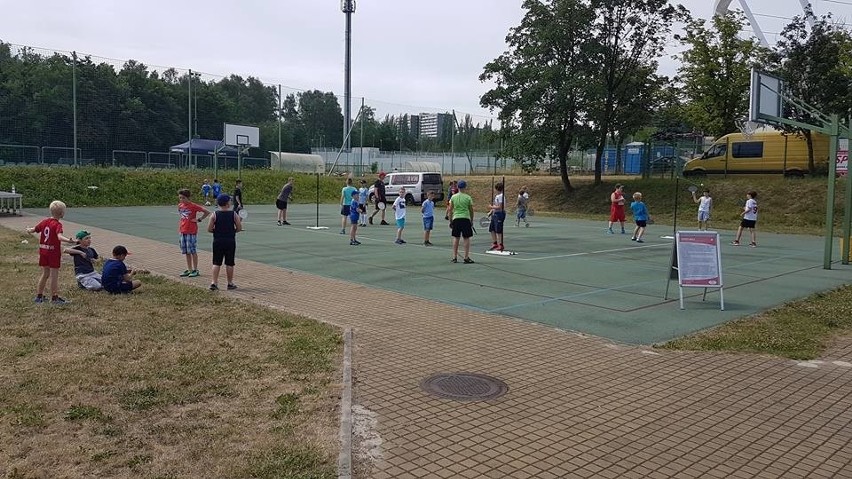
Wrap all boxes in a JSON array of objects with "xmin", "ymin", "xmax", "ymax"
[{"xmin": 342, "ymin": 0, "xmax": 356, "ymax": 158}]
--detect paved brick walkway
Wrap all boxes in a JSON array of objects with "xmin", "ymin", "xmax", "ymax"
[{"xmin": 6, "ymin": 215, "xmax": 852, "ymax": 478}]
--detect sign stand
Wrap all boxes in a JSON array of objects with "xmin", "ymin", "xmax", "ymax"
[{"xmin": 666, "ymin": 231, "xmax": 724, "ymax": 310}]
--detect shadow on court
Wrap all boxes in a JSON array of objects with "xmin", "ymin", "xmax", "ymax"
[{"xmin": 65, "ymin": 204, "xmax": 852, "ymax": 344}]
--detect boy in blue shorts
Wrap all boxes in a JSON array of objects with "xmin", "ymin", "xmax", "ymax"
[
  {"xmin": 630, "ymin": 192, "xmax": 650, "ymax": 243},
  {"xmin": 178, "ymin": 188, "xmax": 211, "ymax": 277},
  {"xmin": 349, "ymin": 190, "xmax": 362, "ymax": 245},
  {"xmin": 102, "ymin": 245, "xmax": 142, "ymax": 294},
  {"xmin": 421, "ymin": 191, "xmax": 435, "ymax": 246},
  {"xmin": 201, "ymin": 179, "xmax": 212, "ymax": 205},
  {"xmin": 392, "ymin": 187, "xmax": 407, "ymax": 244}
]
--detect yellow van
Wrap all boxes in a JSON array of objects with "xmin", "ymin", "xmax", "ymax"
[{"xmin": 683, "ymin": 131, "xmax": 829, "ymax": 177}]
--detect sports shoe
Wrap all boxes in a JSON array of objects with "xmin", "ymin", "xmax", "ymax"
[
  {"xmin": 749, "ymin": 242, "xmax": 757, "ymax": 248},
  {"xmin": 350, "ymin": 240, "xmax": 361, "ymax": 245},
  {"xmin": 463, "ymin": 257, "xmax": 475, "ymax": 264},
  {"xmin": 227, "ymin": 283, "xmax": 237, "ymax": 290},
  {"xmin": 631, "ymin": 237, "xmax": 637, "ymax": 241},
  {"xmin": 424, "ymin": 241, "xmax": 433, "ymax": 246},
  {"xmin": 380, "ymin": 220, "xmax": 390, "ymax": 226},
  {"xmin": 209, "ymin": 283, "xmax": 218, "ymax": 291},
  {"xmin": 398, "ymin": 239, "xmax": 406, "ymax": 244},
  {"xmin": 188, "ymin": 270, "xmax": 200, "ymax": 277},
  {"xmin": 606, "ymin": 229, "xmax": 614, "ymax": 235},
  {"xmin": 180, "ymin": 269, "xmax": 191, "ymax": 277},
  {"xmin": 621, "ymin": 229, "xmax": 626, "ymax": 234},
  {"xmin": 731, "ymin": 241, "xmax": 740, "ymax": 246},
  {"xmin": 282, "ymin": 221, "xmax": 291, "ymax": 226},
  {"xmin": 51, "ymin": 296, "xmax": 70, "ymax": 305},
  {"xmin": 636, "ymin": 239, "xmax": 644, "ymax": 243},
  {"xmin": 34, "ymin": 296, "xmax": 44, "ymax": 304},
  {"xmin": 489, "ymin": 243, "xmax": 499, "ymax": 251},
  {"xmin": 340, "ymin": 229, "xmax": 346, "ymax": 234},
  {"xmin": 451, "ymin": 258, "xmax": 458, "ymax": 263},
  {"xmin": 277, "ymin": 220, "xmax": 282, "ymax": 226},
  {"xmin": 369, "ymin": 217, "xmax": 373, "ymax": 225},
  {"xmin": 497, "ymin": 244, "xmax": 504, "ymax": 252}
]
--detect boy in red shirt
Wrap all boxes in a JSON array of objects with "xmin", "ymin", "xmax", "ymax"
[
  {"xmin": 177, "ymin": 188, "xmax": 211, "ymax": 277},
  {"xmin": 26, "ymin": 200, "xmax": 79, "ymax": 304}
]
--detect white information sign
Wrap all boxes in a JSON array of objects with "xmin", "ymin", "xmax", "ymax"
[{"xmin": 674, "ymin": 231, "xmax": 724, "ymax": 310}]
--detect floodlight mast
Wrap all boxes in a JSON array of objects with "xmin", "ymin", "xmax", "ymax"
[
  {"xmin": 342, "ymin": 0, "xmax": 356, "ymax": 157},
  {"xmin": 713, "ymin": 0, "xmax": 769, "ymax": 47}
]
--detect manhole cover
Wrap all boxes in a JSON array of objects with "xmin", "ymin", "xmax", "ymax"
[{"xmin": 420, "ymin": 373, "xmax": 508, "ymax": 401}]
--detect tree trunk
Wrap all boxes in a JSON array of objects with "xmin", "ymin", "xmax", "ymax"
[
  {"xmin": 558, "ymin": 135, "xmax": 573, "ymax": 192},
  {"xmin": 804, "ymin": 130, "xmax": 815, "ymax": 173},
  {"xmin": 594, "ymin": 131, "xmax": 607, "ymax": 185}
]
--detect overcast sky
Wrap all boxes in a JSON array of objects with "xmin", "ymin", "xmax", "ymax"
[{"xmin": 3, "ymin": 0, "xmax": 851, "ymax": 122}]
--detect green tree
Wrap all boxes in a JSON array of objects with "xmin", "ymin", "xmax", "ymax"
[
  {"xmin": 586, "ymin": 0, "xmax": 682, "ymax": 184},
  {"xmin": 298, "ymin": 90, "xmax": 343, "ymax": 152},
  {"xmin": 676, "ymin": 11, "xmax": 764, "ymax": 137},
  {"xmin": 767, "ymin": 9, "xmax": 852, "ymax": 171},
  {"xmin": 481, "ymin": 0, "xmax": 596, "ymax": 192}
]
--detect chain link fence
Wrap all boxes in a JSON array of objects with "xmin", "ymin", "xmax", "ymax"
[{"xmin": 0, "ymin": 42, "xmax": 517, "ymax": 175}]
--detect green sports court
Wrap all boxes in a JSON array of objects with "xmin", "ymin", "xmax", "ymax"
[{"xmin": 64, "ymin": 203, "xmax": 852, "ymax": 345}]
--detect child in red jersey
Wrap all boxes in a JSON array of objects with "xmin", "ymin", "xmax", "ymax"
[{"xmin": 26, "ymin": 200, "xmax": 79, "ymax": 304}]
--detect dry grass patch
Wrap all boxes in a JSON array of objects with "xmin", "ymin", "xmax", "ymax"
[
  {"xmin": 659, "ymin": 286, "xmax": 852, "ymax": 359},
  {"xmin": 0, "ymin": 227, "xmax": 341, "ymax": 478}
]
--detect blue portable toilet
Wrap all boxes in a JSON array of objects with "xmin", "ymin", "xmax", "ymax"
[
  {"xmin": 623, "ymin": 142, "xmax": 644, "ymax": 175},
  {"xmin": 601, "ymin": 148, "xmax": 618, "ymax": 173}
]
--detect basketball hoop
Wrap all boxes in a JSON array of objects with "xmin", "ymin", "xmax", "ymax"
[{"xmin": 736, "ymin": 118, "xmax": 760, "ymax": 139}]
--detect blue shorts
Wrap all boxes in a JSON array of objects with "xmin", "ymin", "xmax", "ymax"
[
  {"xmin": 396, "ymin": 218, "xmax": 406, "ymax": 229},
  {"xmin": 349, "ymin": 211, "xmax": 360, "ymax": 223},
  {"xmin": 423, "ymin": 216, "xmax": 434, "ymax": 231},
  {"xmin": 179, "ymin": 234, "xmax": 198, "ymax": 254},
  {"xmin": 698, "ymin": 211, "xmax": 711, "ymax": 222},
  {"xmin": 489, "ymin": 211, "xmax": 506, "ymax": 234}
]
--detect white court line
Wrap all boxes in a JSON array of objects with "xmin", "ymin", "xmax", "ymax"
[{"xmin": 515, "ymin": 243, "xmax": 670, "ymax": 261}]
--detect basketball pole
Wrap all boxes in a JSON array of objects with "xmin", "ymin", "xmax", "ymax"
[{"xmin": 502, "ymin": 175, "xmax": 506, "ymax": 250}]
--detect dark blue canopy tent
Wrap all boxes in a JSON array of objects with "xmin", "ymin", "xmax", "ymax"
[{"xmin": 169, "ymin": 139, "xmax": 238, "ymax": 157}]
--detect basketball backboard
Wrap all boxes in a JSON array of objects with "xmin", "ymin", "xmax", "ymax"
[
  {"xmin": 749, "ymin": 69, "xmax": 784, "ymax": 124},
  {"xmin": 224, "ymin": 123, "xmax": 260, "ymax": 147}
]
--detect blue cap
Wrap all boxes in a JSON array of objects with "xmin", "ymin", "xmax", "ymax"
[
  {"xmin": 351, "ymin": 190, "xmax": 360, "ymax": 197},
  {"xmin": 457, "ymin": 180, "xmax": 467, "ymax": 189},
  {"xmin": 216, "ymin": 194, "xmax": 231, "ymax": 206}
]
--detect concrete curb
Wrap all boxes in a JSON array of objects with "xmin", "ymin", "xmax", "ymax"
[{"xmin": 337, "ymin": 328, "xmax": 353, "ymax": 479}]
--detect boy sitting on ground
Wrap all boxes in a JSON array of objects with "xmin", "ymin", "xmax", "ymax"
[
  {"xmin": 64, "ymin": 230, "xmax": 102, "ymax": 291},
  {"xmin": 102, "ymin": 245, "xmax": 142, "ymax": 294}
]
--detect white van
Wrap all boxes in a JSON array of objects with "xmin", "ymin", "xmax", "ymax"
[{"xmin": 369, "ymin": 172, "xmax": 444, "ymax": 205}]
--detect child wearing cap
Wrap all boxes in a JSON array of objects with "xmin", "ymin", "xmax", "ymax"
[
  {"xmin": 207, "ymin": 193, "xmax": 243, "ymax": 290},
  {"xmin": 102, "ymin": 245, "xmax": 142, "ymax": 294},
  {"xmin": 26, "ymin": 200, "xmax": 79, "ymax": 304},
  {"xmin": 348, "ymin": 190, "xmax": 362, "ymax": 245},
  {"xmin": 64, "ymin": 230, "xmax": 102, "ymax": 291},
  {"xmin": 369, "ymin": 172, "xmax": 389, "ymax": 225},
  {"xmin": 447, "ymin": 180, "xmax": 475, "ymax": 263},
  {"xmin": 177, "ymin": 188, "xmax": 211, "ymax": 278}
]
